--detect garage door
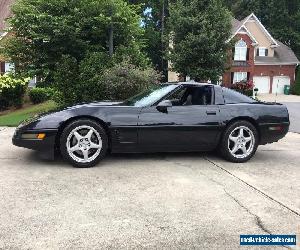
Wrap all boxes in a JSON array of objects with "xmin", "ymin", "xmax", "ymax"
[
  {"xmin": 272, "ymin": 76, "xmax": 290, "ymax": 94},
  {"xmin": 253, "ymin": 76, "xmax": 270, "ymax": 94}
]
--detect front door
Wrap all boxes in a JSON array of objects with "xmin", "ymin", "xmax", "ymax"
[{"xmin": 137, "ymin": 85, "xmax": 222, "ymax": 152}]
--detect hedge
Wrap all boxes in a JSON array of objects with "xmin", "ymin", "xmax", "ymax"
[{"xmin": 29, "ymin": 87, "xmax": 54, "ymax": 104}]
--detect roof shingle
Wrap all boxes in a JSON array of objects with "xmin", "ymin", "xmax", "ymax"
[
  {"xmin": 255, "ymin": 41, "xmax": 299, "ymax": 65},
  {"xmin": 0, "ymin": 0, "xmax": 15, "ymax": 31},
  {"xmin": 231, "ymin": 18, "xmax": 241, "ymax": 34}
]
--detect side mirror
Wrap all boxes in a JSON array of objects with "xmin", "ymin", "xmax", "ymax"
[{"xmin": 156, "ymin": 100, "xmax": 172, "ymax": 113}]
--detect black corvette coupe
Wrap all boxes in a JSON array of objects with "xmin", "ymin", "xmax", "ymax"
[{"xmin": 13, "ymin": 82, "xmax": 289, "ymax": 168}]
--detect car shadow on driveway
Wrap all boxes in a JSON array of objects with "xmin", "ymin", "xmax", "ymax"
[
  {"xmin": 24, "ymin": 149, "xmax": 264, "ymax": 169},
  {"xmin": 25, "ymin": 150, "xmax": 221, "ymax": 168}
]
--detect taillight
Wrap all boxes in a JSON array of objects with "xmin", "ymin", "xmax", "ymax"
[{"xmin": 269, "ymin": 126, "xmax": 283, "ymax": 131}]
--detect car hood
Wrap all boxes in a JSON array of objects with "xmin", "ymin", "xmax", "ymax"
[
  {"xmin": 64, "ymin": 101, "xmax": 124, "ymax": 110},
  {"xmin": 18, "ymin": 101, "xmax": 124, "ymax": 128}
]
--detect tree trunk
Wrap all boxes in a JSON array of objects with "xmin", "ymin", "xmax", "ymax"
[
  {"xmin": 109, "ymin": 8, "xmax": 114, "ymax": 57},
  {"xmin": 161, "ymin": 0, "xmax": 167, "ymax": 81}
]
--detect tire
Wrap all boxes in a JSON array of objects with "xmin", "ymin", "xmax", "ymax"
[
  {"xmin": 219, "ymin": 120, "xmax": 259, "ymax": 163},
  {"xmin": 60, "ymin": 119, "xmax": 108, "ymax": 168}
]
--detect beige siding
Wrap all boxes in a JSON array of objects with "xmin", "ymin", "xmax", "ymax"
[
  {"xmin": 168, "ymin": 70, "xmax": 180, "ymax": 82},
  {"xmin": 244, "ymin": 21, "xmax": 274, "ymax": 57}
]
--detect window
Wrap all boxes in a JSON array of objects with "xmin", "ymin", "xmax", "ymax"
[
  {"xmin": 258, "ymin": 47, "xmax": 268, "ymax": 57},
  {"xmin": 165, "ymin": 86, "xmax": 213, "ymax": 106},
  {"xmin": 222, "ymin": 88, "xmax": 255, "ymax": 104},
  {"xmin": 124, "ymin": 84, "xmax": 178, "ymax": 107},
  {"xmin": 233, "ymin": 72, "xmax": 247, "ymax": 83},
  {"xmin": 234, "ymin": 40, "xmax": 247, "ymax": 61},
  {"xmin": 4, "ymin": 62, "xmax": 14, "ymax": 73}
]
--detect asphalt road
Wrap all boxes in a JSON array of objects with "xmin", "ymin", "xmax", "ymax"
[
  {"xmin": 0, "ymin": 127, "xmax": 300, "ymax": 249},
  {"xmin": 284, "ymin": 102, "xmax": 300, "ymax": 134}
]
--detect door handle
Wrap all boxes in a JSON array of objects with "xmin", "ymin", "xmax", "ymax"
[{"xmin": 206, "ymin": 111, "xmax": 217, "ymax": 115}]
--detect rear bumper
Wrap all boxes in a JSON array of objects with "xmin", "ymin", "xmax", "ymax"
[
  {"xmin": 12, "ymin": 128, "xmax": 58, "ymax": 157},
  {"xmin": 259, "ymin": 122, "xmax": 289, "ymax": 145}
]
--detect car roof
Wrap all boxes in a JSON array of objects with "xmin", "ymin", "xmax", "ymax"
[{"xmin": 163, "ymin": 81, "xmax": 215, "ymax": 87}]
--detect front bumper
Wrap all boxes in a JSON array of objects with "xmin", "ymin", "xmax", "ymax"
[{"xmin": 12, "ymin": 128, "xmax": 58, "ymax": 155}]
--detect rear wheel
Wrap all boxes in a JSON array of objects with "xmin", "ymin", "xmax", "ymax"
[
  {"xmin": 60, "ymin": 119, "xmax": 108, "ymax": 168},
  {"xmin": 220, "ymin": 121, "xmax": 258, "ymax": 163}
]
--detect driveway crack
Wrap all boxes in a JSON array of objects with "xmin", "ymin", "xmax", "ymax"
[
  {"xmin": 204, "ymin": 157, "xmax": 300, "ymax": 218},
  {"xmin": 224, "ymin": 189, "xmax": 292, "ymax": 249},
  {"xmin": 223, "ymin": 188, "xmax": 271, "ymax": 234}
]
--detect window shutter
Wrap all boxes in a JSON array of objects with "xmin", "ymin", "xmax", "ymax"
[
  {"xmin": 246, "ymin": 48, "xmax": 250, "ymax": 61},
  {"xmin": 231, "ymin": 72, "xmax": 234, "ymax": 84},
  {"xmin": 247, "ymin": 72, "xmax": 250, "ymax": 80},
  {"xmin": 256, "ymin": 49, "xmax": 259, "ymax": 56},
  {"xmin": 232, "ymin": 48, "xmax": 235, "ymax": 60},
  {"xmin": 0, "ymin": 62, "xmax": 5, "ymax": 74},
  {"xmin": 265, "ymin": 49, "xmax": 268, "ymax": 56}
]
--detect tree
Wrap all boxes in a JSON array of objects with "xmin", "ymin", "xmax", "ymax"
[
  {"xmin": 127, "ymin": 0, "xmax": 171, "ymax": 80},
  {"xmin": 168, "ymin": 0, "xmax": 232, "ymax": 82},
  {"xmin": 4, "ymin": 0, "xmax": 149, "ymax": 85}
]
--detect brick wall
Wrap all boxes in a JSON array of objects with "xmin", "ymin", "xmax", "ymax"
[
  {"xmin": 223, "ymin": 33, "xmax": 255, "ymax": 87},
  {"xmin": 253, "ymin": 65, "xmax": 296, "ymax": 93}
]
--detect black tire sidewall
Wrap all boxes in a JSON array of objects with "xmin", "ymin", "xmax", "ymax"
[
  {"xmin": 60, "ymin": 119, "xmax": 108, "ymax": 168},
  {"xmin": 220, "ymin": 121, "xmax": 259, "ymax": 163}
]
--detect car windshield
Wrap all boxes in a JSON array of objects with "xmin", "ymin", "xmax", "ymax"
[{"xmin": 123, "ymin": 84, "xmax": 178, "ymax": 107}]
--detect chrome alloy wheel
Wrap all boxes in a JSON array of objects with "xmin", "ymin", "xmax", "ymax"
[
  {"xmin": 228, "ymin": 126, "xmax": 255, "ymax": 159},
  {"xmin": 66, "ymin": 125, "xmax": 102, "ymax": 163}
]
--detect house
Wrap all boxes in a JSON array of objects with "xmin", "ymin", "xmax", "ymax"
[
  {"xmin": 0, "ymin": 0, "xmax": 15, "ymax": 74},
  {"xmin": 168, "ymin": 13, "xmax": 299, "ymax": 94},
  {"xmin": 224, "ymin": 13, "xmax": 299, "ymax": 94}
]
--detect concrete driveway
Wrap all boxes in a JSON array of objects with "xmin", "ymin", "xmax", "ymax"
[
  {"xmin": 0, "ymin": 127, "xmax": 300, "ymax": 249},
  {"xmin": 258, "ymin": 94, "xmax": 300, "ymax": 103}
]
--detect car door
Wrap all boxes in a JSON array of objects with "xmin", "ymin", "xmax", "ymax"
[{"xmin": 137, "ymin": 85, "xmax": 222, "ymax": 152}]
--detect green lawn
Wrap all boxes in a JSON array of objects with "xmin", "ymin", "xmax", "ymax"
[{"xmin": 0, "ymin": 101, "xmax": 57, "ymax": 127}]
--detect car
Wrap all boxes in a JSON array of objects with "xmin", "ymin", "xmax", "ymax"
[{"xmin": 12, "ymin": 82, "xmax": 290, "ymax": 168}]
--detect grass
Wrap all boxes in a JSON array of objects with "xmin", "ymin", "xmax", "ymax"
[{"xmin": 0, "ymin": 101, "xmax": 57, "ymax": 127}]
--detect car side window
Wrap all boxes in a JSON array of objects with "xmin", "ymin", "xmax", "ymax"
[
  {"xmin": 165, "ymin": 86, "xmax": 213, "ymax": 106},
  {"xmin": 222, "ymin": 88, "xmax": 255, "ymax": 104}
]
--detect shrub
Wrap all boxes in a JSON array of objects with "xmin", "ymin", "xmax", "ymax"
[
  {"xmin": 96, "ymin": 60, "xmax": 161, "ymax": 101},
  {"xmin": 29, "ymin": 87, "xmax": 54, "ymax": 104},
  {"xmin": 53, "ymin": 55, "xmax": 161, "ymax": 106},
  {"xmin": 0, "ymin": 74, "xmax": 28, "ymax": 110},
  {"xmin": 230, "ymin": 80, "xmax": 254, "ymax": 97}
]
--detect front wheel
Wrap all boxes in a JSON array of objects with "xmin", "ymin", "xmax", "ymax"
[
  {"xmin": 60, "ymin": 119, "xmax": 108, "ymax": 168},
  {"xmin": 220, "ymin": 121, "xmax": 259, "ymax": 163}
]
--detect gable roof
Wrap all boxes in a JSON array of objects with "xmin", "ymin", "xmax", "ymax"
[
  {"xmin": 230, "ymin": 13, "xmax": 278, "ymax": 47},
  {"xmin": 0, "ymin": 0, "xmax": 14, "ymax": 31},
  {"xmin": 231, "ymin": 13, "xmax": 299, "ymax": 65},
  {"xmin": 229, "ymin": 16, "xmax": 258, "ymax": 44}
]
